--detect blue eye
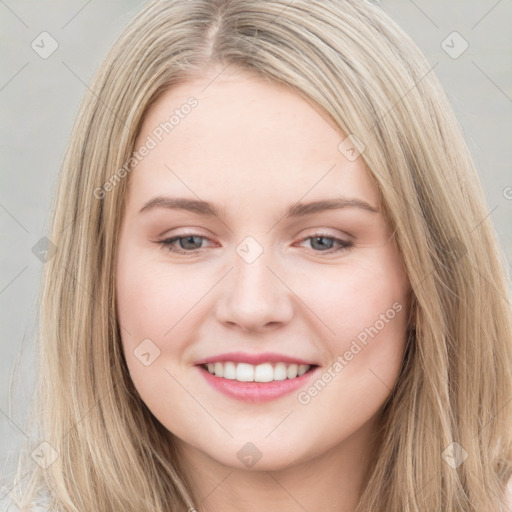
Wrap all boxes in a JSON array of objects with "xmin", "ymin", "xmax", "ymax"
[
  {"xmin": 158, "ymin": 234, "xmax": 353, "ymax": 255},
  {"xmin": 300, "ymin": 235, "xmax": 353, "ymax": 253},
  {"xmin": 159, "ymin": 235, "xmax": 209, "ymax": 254}
]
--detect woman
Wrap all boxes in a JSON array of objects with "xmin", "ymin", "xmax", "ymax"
[{"xmin": 4, "ymin": 0, "xmax": 512, "ymax": 510}]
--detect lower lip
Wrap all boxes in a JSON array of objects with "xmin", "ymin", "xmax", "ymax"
[{"xmin": 196, "ymin": 365, "xmax": 319, "ymax": 403}]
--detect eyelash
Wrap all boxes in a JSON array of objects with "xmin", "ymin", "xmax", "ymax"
[{"xmin": 157, "ymin": 233, "xmax": 353, "ymax": 256}]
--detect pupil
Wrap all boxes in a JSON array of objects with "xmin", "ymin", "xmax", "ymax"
[
  {"xmin": 312, "ymin": 236, "xmax": 333, "ymax": 250},
  {"xmin": 181, "ymin": 236, "xmax": 201, "ymax": 250}
]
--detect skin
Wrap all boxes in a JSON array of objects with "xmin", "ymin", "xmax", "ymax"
[{"xmin": 116, "ymin": 67, "xmax": 412, "ymax": 512}]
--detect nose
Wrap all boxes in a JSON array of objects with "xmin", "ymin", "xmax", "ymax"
[{"xmin": 215, "ymin": 245, "xmax": 294, "ymax": 333}]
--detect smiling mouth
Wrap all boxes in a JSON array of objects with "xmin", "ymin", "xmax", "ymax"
[{"xmin": 201, "ymin": 361, "xmax": 318, "ymax": 383}]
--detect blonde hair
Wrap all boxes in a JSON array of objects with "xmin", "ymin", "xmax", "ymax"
[{"xmin": 6, "ymin": 0, "xmax": 512, "ymax": 510}]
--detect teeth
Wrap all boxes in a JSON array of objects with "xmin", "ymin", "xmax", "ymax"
[
  {"xmin": 204, "ymin": 362, "xmax": 312, "ymax": 382},
  {"xmin": 224, "ymin": 362, "xmax": 236, "ymax": 380},
  {"xmin": 287, "ymin": 364, "xmax": 298, "ymax": 379},
  {"xmin": 237, "ymin": 363, "xmax": 255, "ymax": 382},
  {"xmin": 297, "ymin": 365, "xmax": 308, "ymax": 376}
]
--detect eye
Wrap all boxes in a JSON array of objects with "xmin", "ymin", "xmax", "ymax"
[
  {"xmin": 158, "ymin": 234, "xmax": 213, "ymax": 255},
  {"xmin": 157, "ymin": 233, "xmax": 353, "ymax": 256},
  {"xmin": 297, "ymin": 234, "xmax": 353, "ymax": 254}
]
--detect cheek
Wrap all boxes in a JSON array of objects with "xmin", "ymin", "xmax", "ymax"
[
  {"xmin": 296, "ymin": 250, "xmax": 409, "ymax": 395},
  {"xmin": 297, "ymin": 251, "xmax": 408, "ymax": 346},
  {"xmin": 116, "ymin": 252, "xmax": 207, "ymax": 344},
  {"xmin": 294, "ymin": 250, "xmax": 409, "ymax": 415},
  {"xmin": 115, "ymin": 250, "xmax": 226, "ymax": 405},
  {"xmin": 292, "ymin": 272, "xmax": 408, "ymax": 442},
  {"xmin": 115, "ymin": 258, "xmax": 199, "ymax": 415}
]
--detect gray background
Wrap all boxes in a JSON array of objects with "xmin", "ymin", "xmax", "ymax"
[{"xmin": 1, "ymin": 0, "xmax": 511, "ymax": 482}]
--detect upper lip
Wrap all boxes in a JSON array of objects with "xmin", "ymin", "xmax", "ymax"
[{"xmin": 195, "ymin": 351, "xmax": 317, "ymax": 366}]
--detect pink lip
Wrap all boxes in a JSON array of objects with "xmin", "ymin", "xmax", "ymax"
[
  {"xmin": 194, "ymin": 351, "xmax": 316, "ymax": 366},
  {"xmin": 195, "ymin": 364, "xmax": 320, "ymax": 403}
]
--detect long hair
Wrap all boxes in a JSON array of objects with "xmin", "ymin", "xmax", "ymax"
[{"xmin": 6, "ymin": 0, "xmax": 512, "ymax": 510}]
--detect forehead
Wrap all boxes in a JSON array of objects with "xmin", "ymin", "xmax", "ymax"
[{"xmin": 129, "ymin": 71, "xmax": 380, "ymax": 211}]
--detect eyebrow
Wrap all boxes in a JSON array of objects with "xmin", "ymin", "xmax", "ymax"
[{"xmin": 138, "ymin": 195, "xmax": 379, "ymax": 218}]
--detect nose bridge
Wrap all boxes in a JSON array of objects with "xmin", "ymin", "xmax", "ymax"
[
  {"xmin": 234, "ymin": 245, "xmax": 272, "ymax": 296},
  {"xmin": 232, "ymin": 235, "xmax": 278, "ymax": 304},
  {"xmin": 215, "ymin": 235, "xmax": 293, "ymax": 329}
]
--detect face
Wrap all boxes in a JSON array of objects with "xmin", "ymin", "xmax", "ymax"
[{"xmin": 115, "ymin": 68, "xmax": 411, "ymax": 472}]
